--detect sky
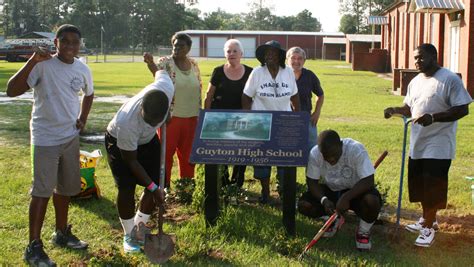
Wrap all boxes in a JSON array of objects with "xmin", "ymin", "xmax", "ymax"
[{"xmin": 193, "ymin": 0, "xmax": 342, "ymax": 33}]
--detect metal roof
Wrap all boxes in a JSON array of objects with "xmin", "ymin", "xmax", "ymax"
[
  {"xmin": 346, "ymin": 34, "xmax": 382, "ymax": 43},
  {"xmin": 408, "ymin": 0, "xmax": 464, "ymax": 13},
  {"xmin": 323, "ymin": 37, "xmax": 346, "ymax": 44},
  {"xmin": 179, "ymin": 30, "xmax": 344, "ymax": 37},
  {"xmin": 19, "ymin": 32, "xmax": 55, "ymax": 40},
  {"xmin": 379, "ymin": 0, "xmax": 408, "ymax": 15},
  {"xmin": 367, "ymin": 16, "xmax": 389, "ymax": 25}
]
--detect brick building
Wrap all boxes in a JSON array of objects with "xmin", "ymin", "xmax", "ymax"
[
  {"xmin": 179, "ymin": 30, "xmax": 344, "ymax": 59},
  {"xmin": 380, "ymin": 0, "xmax": 473, "ymax": 96}
]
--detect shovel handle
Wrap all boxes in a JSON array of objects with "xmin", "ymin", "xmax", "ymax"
[
  {"xmin": 374, "ymin": 150, "xmax": 388, "ymax": 169},
  {"xmin": 158, "ymin": 204, "xmax": 164, "ymax": 234}
]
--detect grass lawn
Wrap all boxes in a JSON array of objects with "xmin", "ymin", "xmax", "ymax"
[{"xmin": 1, "ymin": 58, "xmax": 474, "ymax": 266}]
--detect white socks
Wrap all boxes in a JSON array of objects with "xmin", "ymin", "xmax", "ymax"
[
  {"xmin": 359, "ymin": 219, "xmax": 374, "ymax": 234},
  {"xmin": 120, "ymin": 211, "xmax": 151, "ymax": 235},
  {"xmin": 120, "ymin": 218, "xmax": 135, "ymax": 235},
  {"xmin": 134, "ymin": 210, "xmax": 151, "ymax": 226}
]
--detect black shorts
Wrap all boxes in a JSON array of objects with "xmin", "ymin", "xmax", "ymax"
[
  {"xmin": 299, "ymin": 184, "xmax": 381, "ymax": 218},
  {"xmin": 105, "ymin": 131, "xmax": 161, "ymax": 190},
  {"xmin": 408, "ymin": 158, "xmax": 451, "ymax": 209}
]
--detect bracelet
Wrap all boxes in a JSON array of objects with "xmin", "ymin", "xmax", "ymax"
[
  {"xmin": 147, "ymin": 182, "xmax": 159, "ymax": 192},
  {"xmin": 320, "ymin": 196, "xmax": 328, "ymax": 205},
  {"xmin": 429, "ymin": 113, "xmax": 434, "ymax": 124}
]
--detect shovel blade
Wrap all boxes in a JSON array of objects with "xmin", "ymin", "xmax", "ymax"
[{"xmin": 144, "ymin": 233, "xmax": 176, "ymax": 264}]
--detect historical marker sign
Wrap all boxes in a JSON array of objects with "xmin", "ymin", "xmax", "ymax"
[{"xmin": 190, "ymin": 109, "xmax": 309, "ymax": 167}]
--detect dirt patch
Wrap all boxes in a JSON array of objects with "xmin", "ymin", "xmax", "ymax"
[
  {"xmin": 158, "ymin": 199, "xmax": 196, "ymax": 224},
  {"xmin": 0, "ymin": 91, "xmax": 130, "ymax": 104},
  {"xmin": 377, "ymin": 73, "xmax": 393, "ymax": 81},
  {"xmin": 80, "ymin": 133, "xmax": 105, "ymax": 143},
  {"xmin": 93, "ymin": 95, "xmax": 130, "ymax": 104},
  {"xmin": 0, "ymin": 91, "xmax": 33, "ymax": 103},
  {"xmin": 207, "ymin": 249, "xmax": 224, "ymax": 259},
  {"xmin": 332, "ymin": 65, "xmax": 351, "ymax": 69},
  {"xmin": 93, "ymin": 248, "xmax": 115, "ymax": 258},
  {"xmin": 438, "ymin": 214, "xmax": 474, "ymax": 235}
]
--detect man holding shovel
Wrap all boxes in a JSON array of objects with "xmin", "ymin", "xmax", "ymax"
[
  {"xmin": 298, "ymin": 130, "xmax": 382, "ymax": 250},
  {"xmin": 384, "ymin": 43, "xmax": 472, "ymax": 247},
  {"xmin": 105, "ymin": 70, "xmax": 174, "ymax": 253}
]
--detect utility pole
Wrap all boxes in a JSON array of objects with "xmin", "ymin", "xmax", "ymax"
[{"xmin": 100, "ymin": 25, "xmax": 105, "ymax": 62}]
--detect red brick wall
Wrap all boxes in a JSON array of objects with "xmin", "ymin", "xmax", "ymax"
[
  {"xmin": 324, "ymin": 44, "xmax": 345, "ymax": 60},
  {"xmin": 347, "ymin": 42, "xmax": 379, "ymax": 63},
  {"xmin": 352, "ymin": 49, "xmax": 388, "ymax": 73},
  {"xmin": 287, "ymin": 36, "xmax": 317, "ymax": 58},
  {"xmin": 188, "ymin": 33, "xmax": 344, "ymax": 60}
]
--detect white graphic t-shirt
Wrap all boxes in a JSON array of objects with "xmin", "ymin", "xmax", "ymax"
[
  {"xmin": 404, "ymin": 68, "xmax": 472, "ymax": 159},
  {"xmin": 27, "ymin": 56, "xmax": 94, "ymax": 146},
  {"xmin": 243, "ymin": 65, "xmax": 298, "ymax": 111},
  {"xmin": 107, "ymin": 71, "xmax": 174, "ymax": 151},
  {"xmin": 306, "ymin": 138, "xmax": 375, "ymax": 191}
]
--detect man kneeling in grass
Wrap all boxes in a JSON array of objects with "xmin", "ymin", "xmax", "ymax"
[
  {"xmin": 298, "ymin": 130, "xmax": 381, "ymax": 250},
  {"xmin": 105, "ymin": 70, "xmax": 173, "ymax": 253}
]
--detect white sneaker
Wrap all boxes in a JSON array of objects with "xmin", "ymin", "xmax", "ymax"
[
  {"xmin": 405, "ymin": 217, "xmax": 439, "ymax": 233},
  {"xmin": 415, "ymin": 227, "xmax": 435, "ymax": 247},
  {"xmin": 123, "ymin": 234, "xmax": 141, "ymax": 253},
  {"xmin": 355, "ymin": 227, "xmax": 372, "ymax": 250},
  {"xmin": 322, "ymin": 217, "xmax": 344, "ymax": 238}
]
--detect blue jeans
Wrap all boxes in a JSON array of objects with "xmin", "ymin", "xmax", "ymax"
[
  {"xmin": 308, "ymin": 123, "xmax": 318, "ymax": 150},
  {"xmin": 253, "ymin": 166, "xmax": 285, "ymax": 180}
]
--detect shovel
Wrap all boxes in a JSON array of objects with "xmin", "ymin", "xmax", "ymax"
[
  {"xmin": 144, "ymin": 124, "xmax": 176, "ymax": 264},
  {"xmin": 144, "ymin": 204, "xmax": 176, "ymax": 264}
]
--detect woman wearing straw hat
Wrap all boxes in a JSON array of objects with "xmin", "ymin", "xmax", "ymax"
[{"xmin": 242, "ymin": 40, "xmax": 300, "ymax": 204}]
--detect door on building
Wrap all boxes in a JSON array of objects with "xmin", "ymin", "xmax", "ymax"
[
  {"xmin": 237, "ymin": 37, "xmax": 256, "ymax": 58},
  {"xmin": 190, "ymin": 36, "xmax": 200, "ymax": 57},
  {"xmin": 207, "ymin": 37, "xmax": 227, "ymax": 58},
  {"xmin": 449, "ymin": 26, "xmax": 460, "ymax": 73}
]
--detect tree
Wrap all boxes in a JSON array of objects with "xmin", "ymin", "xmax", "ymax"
[
  {"xmin": 291, "ymin": 9, "xmax": 321, "ymax": 32},
  {"xmin": 184, "ymin": 8, "xmax": 204, "ymax": 30},
  {"xmin": 244, "ymin": 2, "xmax": 277, "ymax": 31},
  {"xmin": 203, "ymin": 8, "xmax": 232, "ymax": 30},
  {"xmin": 221, "ymin": 14, "xmax": 245, "ymax": 30},
  {"xmin": 339, "ymin": 14, "xmax": 357, "ymax": 34},
  {"xmin": 274, "ymin": 16, "xmax": 295, "ymax": 31},
  {"xmin": 338, "ymin": 0, "xmax": 392, "ymax": 34},
  {"xmin": 338, "ymin": 0, "xmax": 365, "ymax": 33}
]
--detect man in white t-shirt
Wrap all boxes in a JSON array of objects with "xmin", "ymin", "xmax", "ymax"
[
  {"xmin": 298, "ymin": 130, "xmax": 381, "ymax": 251},
  {"xmin": 105, "ymin": 70, "xmax": 174, "ymax": 253},
  {"xmin": 7, "ymin": 24, "xmax": 94, "ymax": 266},
  {"xmin": 385, "ymin": 43, "xmax": 472, "ymax": 248}
]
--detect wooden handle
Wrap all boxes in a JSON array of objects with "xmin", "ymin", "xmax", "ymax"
[{"xmin": 374, "ymin": 150, "xmax": 388, "ymax": 169}]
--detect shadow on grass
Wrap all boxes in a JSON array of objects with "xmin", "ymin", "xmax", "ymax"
[
  {"xmin": 198, "ymin": 196, "xmax": 474, "ymax": 265},
  {"xmin": 71, "ymin": 196, "xmax": 118, "ymax": 229}
]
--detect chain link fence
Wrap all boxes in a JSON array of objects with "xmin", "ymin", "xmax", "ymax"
[{"xmin": 80, "ymin": 46, "xmax": 172, "ymax": 63}]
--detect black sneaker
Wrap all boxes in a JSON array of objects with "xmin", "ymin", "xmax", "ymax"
[
  {"xmin": 24, "ymin": 239, "xmax": 56, "ymax": 267},
  {"xmin": 51, "ymin": 224, "xmax": 88, "ymax": 249}
]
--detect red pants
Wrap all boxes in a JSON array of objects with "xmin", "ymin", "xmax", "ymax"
[{"xmin": 158, "ymin": 116, "xmax": 197, "ymax": 187}]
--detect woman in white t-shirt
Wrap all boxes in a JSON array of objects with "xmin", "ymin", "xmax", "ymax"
[{"xmin": 242, "ymin": 40, "xmax": 300, "ymax": 204}]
